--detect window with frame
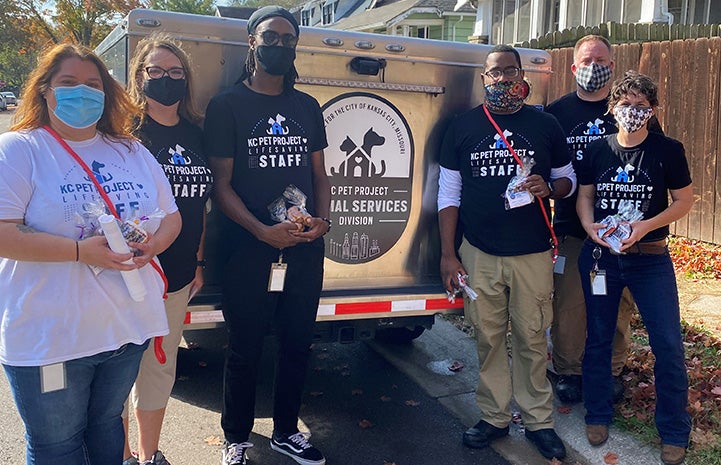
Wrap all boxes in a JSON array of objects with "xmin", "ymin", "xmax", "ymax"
[
  {"xmin": 322, "ymin": 2, "xmax": 335, "ymax": 25},
  {"xmin": 301, "ymin": 9, "xmax": 311, "ymax": 26}
]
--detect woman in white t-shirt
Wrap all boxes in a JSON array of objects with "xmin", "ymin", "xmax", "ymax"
[{"xmin": 0, "ymin": 43, "xmax": 181, "ymax": 465}]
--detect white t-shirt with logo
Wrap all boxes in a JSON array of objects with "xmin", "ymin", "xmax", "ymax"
[{"xmin": 0, "ymin": 129, "xmax": 178, "ymax": 366}]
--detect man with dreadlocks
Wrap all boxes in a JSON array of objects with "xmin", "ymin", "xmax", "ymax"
[{"xmin": 203, "ymin": 6, "xmax": 330, "ymax": 465}]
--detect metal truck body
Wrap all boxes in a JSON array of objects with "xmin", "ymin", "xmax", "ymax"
[{"xmin": 96, "ymin": 9, "xmax": 553, "ymax": 342}]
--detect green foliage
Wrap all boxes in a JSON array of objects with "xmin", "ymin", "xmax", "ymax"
[{"xmin": 151, "ymin": 0, "xmax": 215, "ymax": 16}]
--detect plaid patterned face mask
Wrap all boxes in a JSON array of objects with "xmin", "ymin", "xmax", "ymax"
[
  {"xmin": 575, "ymin": 62, "xmax": 613, "ymax": 92},
  {"xmin": 613, "ymin": 105, "xmax": 653, "ymax": 133}
]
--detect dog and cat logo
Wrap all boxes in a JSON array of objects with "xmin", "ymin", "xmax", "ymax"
[{"xmin": 322, "ymin": 93, "xmax": 413, "ymax": 264}]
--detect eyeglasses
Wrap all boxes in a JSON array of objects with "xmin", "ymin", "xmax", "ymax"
[
  {"xmin": 145, "ymin": 66, "xmax": 186, "ymax": 80},
  {"xmin": 256, "ymin": 30, "xmax": 298, "ymax": 48},
  {"xmin": 484, "ymin": 66, "xmax": 522, "ymax": 80}
]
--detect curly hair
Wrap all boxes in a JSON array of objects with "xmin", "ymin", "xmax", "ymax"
[
  {"xmin": 607, "ymin": 71, "xmax": 659, "ymax": 112},
  {"xmin": 127, "ymin": 33, "xmax": 203, "ymax": 126},
  {"xmin": 11, "ymin": 42, "xmax": 139, "ymax": 140}
]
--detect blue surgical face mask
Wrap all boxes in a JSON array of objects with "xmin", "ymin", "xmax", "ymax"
[{"xmin": 51, "ymin": 84, "xmax": 105, "ymax": 129}]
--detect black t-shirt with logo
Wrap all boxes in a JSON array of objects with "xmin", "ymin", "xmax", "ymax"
[
  {"xmin": 546, "ymin": 91, "xmax": 664, "ymax": 239},
  {"xmin": 577, "ymin": 131, "xmax": 691, "ymax": 242},
  {"xmin": 203, "ymin": 83, "xmax": 328, "ymax": 246},
  {"xmin": 136, "ymin": 116, "xmax": 213, "ymax": 292},
  {"xmin": 440, "ymin": 104, "xmax": 570, "ymax": 256}
]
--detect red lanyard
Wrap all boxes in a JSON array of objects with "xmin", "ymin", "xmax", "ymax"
[
  {"xmin": 44, "ymin": 125, "xmax": 168, "ymax": 363},
  {"xmin": 482, "ymin": 106, "xmax": 559, "ymax": 261}
]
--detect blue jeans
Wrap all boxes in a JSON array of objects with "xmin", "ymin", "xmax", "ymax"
[
  {"xmin": 578, "ymin": 241, "xmax": 690, "ymax": 447},
  {"xmin": 3, "ymin": 341, "xmax": 149, "ymax": 465}
]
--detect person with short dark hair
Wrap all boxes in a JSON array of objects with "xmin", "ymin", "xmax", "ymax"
[
  {"xmin": 576, "ymin": 71, "xmax": 693, "ymax": 465},
  {"xmin": 438, "ymin": 44, "xmax": 574, "ymax": 461},
  {"xmin": 204, "ymin": 6, "xmax": 330, "ymax": 465}
]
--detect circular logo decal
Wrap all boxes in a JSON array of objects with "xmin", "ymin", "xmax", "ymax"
[{"xmin": 322, "ymin": 93, "xmax": 414, "ymax": 264}]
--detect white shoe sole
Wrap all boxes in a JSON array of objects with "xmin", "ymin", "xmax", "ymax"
[{"xmin": 270, "ymin": 441, "xmax": 326, "ymax": 465}]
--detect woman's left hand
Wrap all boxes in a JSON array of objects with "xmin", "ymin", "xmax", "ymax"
[
  {"xmin": 188, "ymin": 267, "xmax": 204, "ymax": 301},
  {"xmin": 619, "ymin": 220, "xmax": 652, "ymax": 252},
  {"xmin": 289, "ymin": 216, "xmax": 330, "ymax": 243},
  {"xmin": 129, "ymin": 232, "xmax": 158, "ymax": 268}
]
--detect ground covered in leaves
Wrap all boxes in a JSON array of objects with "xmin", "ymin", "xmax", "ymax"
[{"xmin": 617, "ymin": 237, "xmax": 721, "ymax": 465}]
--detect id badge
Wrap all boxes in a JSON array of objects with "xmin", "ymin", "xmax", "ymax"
[
  {"xmin": 40, "ymin": 362, "xmax": 66, "ymax": 393},
  {"xmin": 591, "ymin": 270, "xmax": 607, "ymax": 296},
  {"xmin": 553, "ymin": 255, "xmax": 566, "ymax": 274},
  {"xmin": 505, "ymin": 189, "xmax": 533, "ymax": 209},
  {"xmin": 268, "ymin": 262, "xmax": 288, "ymax": 292}
]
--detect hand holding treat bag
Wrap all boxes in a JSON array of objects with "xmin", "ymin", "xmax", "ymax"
[
  {"xmin": 596, "ymin": 199, "xmax": 644, "ymax": 254},
  {"xmin": 268, "ymin": 185, "xmax": 312, "ymax": 230},
  {"xmin": 504, "ymin": 156, "xmax": 535, "ymax": 210}
]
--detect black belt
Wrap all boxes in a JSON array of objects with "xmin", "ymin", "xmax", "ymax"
[{"xmin": 622, "ymin": 240, "xmax": 667, "ymax": 255}]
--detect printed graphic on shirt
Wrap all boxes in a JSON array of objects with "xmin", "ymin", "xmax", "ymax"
[
  {"xmin": 566, "ymin": 118, "xmax": 612, "ymax": 161},
  {"xmin": 595, "ymin": 160, "xmax": 652, "ymax": 213},
  {"xmin": 60, "ymin": 160, "xmax": 155, "ymax": 226},
  {"xmin": 246, "ymin": 113, "xmax": 311, "ymax": 169},
  {"xmin": 322, "ymin": 93, "xmax": 414, "ymax": 264},
  {"xmin": 156, "ymin": 143, "xmax": 212, "ymax": 199},
  {"xmin": 470, "ymin": 130, "xmax": 536, "ymax": 178}
]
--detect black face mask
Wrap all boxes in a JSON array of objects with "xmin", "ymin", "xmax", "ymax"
[
  {"xmin": 143, "ymin": 76, "xmax": 186, "ymax": 106},
  {"xmin": 255, "ymin": 45, "xmax": 296, "ymax": 76}
]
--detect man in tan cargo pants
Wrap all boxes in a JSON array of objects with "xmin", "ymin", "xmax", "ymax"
[{"xmin": 438, "ymin": 44, "xmax": 576, "ymax": 462}]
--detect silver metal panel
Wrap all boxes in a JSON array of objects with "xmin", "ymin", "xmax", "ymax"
[{"xmin": 97, "ymin": 9, "xmax": 552, "ymax": 293}]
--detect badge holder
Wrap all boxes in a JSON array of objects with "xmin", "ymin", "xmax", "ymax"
[
  {"xmin": 590, "ymin": 246, "xmax": 607, "ymax": 295},
  {"xmin": 268, "ymin": 250, "xmax": 288, "ymax": 292}
]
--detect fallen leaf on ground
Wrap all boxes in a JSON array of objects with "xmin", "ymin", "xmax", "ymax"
[
  {"xmin": 404, "ymin": 400, "xmax": 421, "ymax": 407},
  {"xmin": 358, "ymin": 419, "xmax": 374, "ymax": 428},
  {"xmin": 448, "ymin": 360, "xmax": 465, "ymax": 372},
  {"xmin": 604, "ymin": 452, "xmax": 619, "ymax": 464},
  {"xmin": 556, "ymin": 406, "xmax": 572, "ymax": 414},
  {"xmin": 204, "ymin": 436, "xmax": 223, "ymax": 446},
  {"xmin": 711, "ymin": 386, "xmax": 721, "ymax": 396},
  {"xmin": 548, "ymin": 458, "xmax": 563, "ymax": 465}
]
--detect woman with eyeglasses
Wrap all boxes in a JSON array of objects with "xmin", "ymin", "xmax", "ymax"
[
  {"xmin": 204, "ymin": 6, "xmax": 330, "ymax": 465},
  {"xmin": 576, "ymin": 71, "xmax": 693, "ymax": 465},
  {"xmin": 121, "ymin": 34, "xmax": 213, "ymax": 465},
  {"xmin": 0, "ymin": 43, "xmax": 180, "ymax": 465}
]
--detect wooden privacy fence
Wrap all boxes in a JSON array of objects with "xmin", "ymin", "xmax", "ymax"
[{"xmin": 547, "ymin": 37, "xmax": 721, "ymax": 245}]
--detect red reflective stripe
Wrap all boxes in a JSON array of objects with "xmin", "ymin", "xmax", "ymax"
[
  {"xmin": 426, "ymin": 298, "xmax": 463, "ymax": 310},
  {"xmin": 335, "ymin": 301, "xmax": 392, "ymax": 315},
  {"xmin": 184, "ymin": 312, "xmax": 191, "ymax": 324}
]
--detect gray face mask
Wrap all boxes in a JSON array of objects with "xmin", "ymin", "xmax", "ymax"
[{"xmin": 575, "ymin": 62, "xmax": 612, "ymax": 92}]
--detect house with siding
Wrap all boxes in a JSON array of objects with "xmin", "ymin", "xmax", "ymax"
[
  {"xmin": 293, "ymin": 0, "xmax": 477, "ymax": 42},
  {"xmin": 466, "ymin": 0, "xmax": 721, "ymax": 45}
]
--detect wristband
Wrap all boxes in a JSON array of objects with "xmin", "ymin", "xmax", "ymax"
[
  {"xmin": 197, "ymin": 259, "xmax": 207, "ymax": 268},
  {"xmin": 321, "ymin": 217, "xmax": 332, "ymax": 233},
  {"xmin": 547, "ymin": 181, "xmax": 555, "ymax": 198}
]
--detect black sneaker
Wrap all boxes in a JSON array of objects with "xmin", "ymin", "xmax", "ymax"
[
  {"xmin": 221, "ymin": 441, "xmax": 253, "ymax": 465},
  {"xmin": 525, "ymin": 428, "xmax": 567, "ymax": 460},
  {"xmin": 462, "ymin": 419, "xmax": 509, "ymax": 449},
  {"xmin": 140, "ymin": 450, "xmax": 171, "ymax": 465},
  {"xmin": 270, "ymin": 431, "xmax": 326, "ymax": 465},
  {"xmin": 555, "ymin": 374, "xmax": 582, "ymax": 403}
]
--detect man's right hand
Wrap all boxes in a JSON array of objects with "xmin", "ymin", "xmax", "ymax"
[
  {"xmin": 259, "ymin": 222, "xmax": 308, "ymax": 249},
  {"xmin": 441, "ymin": 255, "xmax": 467, "ymax": 293}
]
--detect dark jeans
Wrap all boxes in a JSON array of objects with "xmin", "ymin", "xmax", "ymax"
[
  {"xmin": 578, "ymin": 240, "xmax": 690, "ymax": 447},
  {"xmin": 221, "ymin": 241, "xmax": 324, "ymax": 443},
  {"xmin": 3, "ymin": 341, "xmax": 148, "ymax": 465}
]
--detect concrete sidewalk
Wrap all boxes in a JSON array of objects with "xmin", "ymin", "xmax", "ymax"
[{"xmin": 368, "ymin": 317, "xmax": 666, "ymax": 465}]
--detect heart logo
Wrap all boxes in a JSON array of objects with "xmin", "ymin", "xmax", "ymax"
[
  {"xmin": 355, "ymin": 156, "xmax": 363, "ymax": 163},
  {"xmin": 303, "ymin": 138, "xmax": 307, "ymax": 143},
  {"xmin": 647, "ymin": 186, "xmax": 653, "ymax": 191}
]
